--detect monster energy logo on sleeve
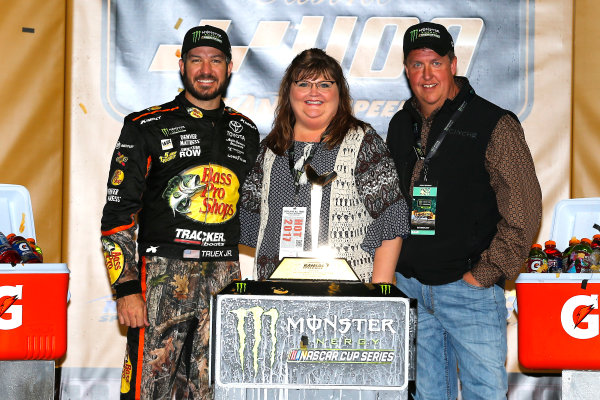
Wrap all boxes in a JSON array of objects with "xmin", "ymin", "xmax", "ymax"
[
  {"xmin": 380, "ymin": 284, "xmax": 391, "ymax": 295},
  {"xmin": 231, "ymin": 306, "xmax": 279, "ymax": 376},
  {"xmin": 161, "ymin": 128, "xmax": 168, "ymax": 136}
]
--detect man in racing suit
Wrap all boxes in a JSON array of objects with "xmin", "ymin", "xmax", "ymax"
[{"xmin": 100, "ymin": 25, "xmax": 259, "ymax": 399}]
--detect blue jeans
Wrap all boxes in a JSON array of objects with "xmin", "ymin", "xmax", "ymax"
[{"xmin": 395, "ymin": 273, "xmax": 508, "ymax": 400}]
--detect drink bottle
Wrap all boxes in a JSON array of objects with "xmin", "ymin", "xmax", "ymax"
[
  {"xmin": 581, "ymin": 238, "xmax": 594, "ymax": 273},
  {"xmin": 26, "ymin": 238, "xmax": 44, "ymax": 262},
  {"xmin": 6, "ymin": 234, "xmax": 41, "ymax": 263},
  {"xmin": 591, "ymin": 234, "xmax": 600, "ymax": 272},
  {"xmin": 562, "ymin": 237, "xmax": 580, "ymax": 272},
  {"xmin": 526, "ymin": 244, "xmax": 548, "ymax": 273},
  {"xmin": 543, "ymin": 240, "xmax": 563, "ymax": 273},
  {"xmin": 0, "ymin": 232, "xmax": 21, "ymax": 264},
  {"xmin": 565, "ymin": 238, "xmax": 592, "ymax": 273},
  {"xmin": 592, "ymin": 234, "xmax": 600, "ymax": 249}
]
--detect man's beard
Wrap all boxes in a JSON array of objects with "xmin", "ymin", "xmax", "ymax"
[{"xmin": 182, "ymin": 70, "xmax": 229, "ymax": 103}]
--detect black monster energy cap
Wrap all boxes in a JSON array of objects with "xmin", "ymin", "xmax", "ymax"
[
  {"xmin": 403, "ymin": 22, "xmax": 454, "ymax": 59},
  {"xmin": 181, "ymin": 25, "xmax": 232, "ymax": 60}
]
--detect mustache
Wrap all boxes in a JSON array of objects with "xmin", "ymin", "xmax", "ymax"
[{"xmin": 193, "ymin": 73, "xmax": 217, "ymax": 81}]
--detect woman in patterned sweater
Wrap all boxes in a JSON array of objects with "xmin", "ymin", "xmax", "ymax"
[{"xmin": 239, "ymin": 48, "xmax": 409, "ymax": 283}]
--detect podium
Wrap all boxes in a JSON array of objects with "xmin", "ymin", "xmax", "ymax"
[{"xmin": 211, "ymin": 280, "xmax": 416, "ymax": 399}]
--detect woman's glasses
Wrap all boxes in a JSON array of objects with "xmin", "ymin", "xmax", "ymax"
[{"xmin": 293, "ymin": 80, "xmax": 336, "ymax": 92}]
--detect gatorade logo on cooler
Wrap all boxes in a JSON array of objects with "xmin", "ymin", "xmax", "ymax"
[
  {"xmin": 0, "ymin": 285, "xmax": 23, "ymax": 330},
  {"xmin": 561, "ymin": 294, "xmax": 599, "ymax": 339}
]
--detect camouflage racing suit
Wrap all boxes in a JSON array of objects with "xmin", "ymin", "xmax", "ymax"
[{"xmin": 101, "ymin": 92, "xmax": 259, "ymax": 399}]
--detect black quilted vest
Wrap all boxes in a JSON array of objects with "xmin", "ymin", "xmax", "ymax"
[{"xmin": 387, "ymin": 80, "xmax": 513, "ymax": 285}]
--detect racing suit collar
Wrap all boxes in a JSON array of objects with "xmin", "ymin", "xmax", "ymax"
[{"xmin": 176, "ymin": 91, "xmax": 225, "ymax": 119}]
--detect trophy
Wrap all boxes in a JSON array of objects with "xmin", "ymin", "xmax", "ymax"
[{"xmin": 269, "ymin": 165, "xmax": 360, "ymax": 282}]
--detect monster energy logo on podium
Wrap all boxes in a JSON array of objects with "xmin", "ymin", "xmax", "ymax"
[
  {"xmin": 235, "ymin": 282, "xmax": 246, "ymax": 293},
  {"xmin": 380, "ymin": 284, "xmax": 391, "ymax": 295},
  {"xmin": 231, "ymin": 306, "xmax": 279, "ymax": 376}
]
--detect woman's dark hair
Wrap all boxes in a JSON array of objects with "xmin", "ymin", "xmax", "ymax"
[{"xmin": 263, "ymin": 48, "xmax": 367, "ymax": 155}]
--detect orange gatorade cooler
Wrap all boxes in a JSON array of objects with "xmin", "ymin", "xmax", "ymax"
[
  {"xmin": 516, "ymin": 273, "xmax": 600, "ymax": 369},
  {"xmin": 0, "ymin": 263, "xmax": 69, "ymax": 360}
]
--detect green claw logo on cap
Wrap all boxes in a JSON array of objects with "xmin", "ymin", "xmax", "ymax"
[{"xmin": 410, "ymin": 29, "xmax": 419, "ymax": 42}]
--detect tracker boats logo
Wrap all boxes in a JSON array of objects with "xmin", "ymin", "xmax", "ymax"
[{"xmin": 102, "ymin": 1, "xmax": 535, "ymax": 135}]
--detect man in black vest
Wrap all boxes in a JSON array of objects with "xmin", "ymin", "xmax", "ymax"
[{"xmin": 386, "ymin": 22, "xmax": 541, "ymax": 400}]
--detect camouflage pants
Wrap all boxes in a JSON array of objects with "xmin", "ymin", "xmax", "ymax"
[{"xmin": 120, "ymin": 256, "xmax": 240, "ymax": 400}]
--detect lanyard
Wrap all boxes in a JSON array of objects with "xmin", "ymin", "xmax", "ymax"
[
  {"xmin": 288, "ymin": 139, "xmax": 322, "ymax": 196},
  {"xmin": 417, "ymin": 89, "xmax": 475, "ymax": 181}
]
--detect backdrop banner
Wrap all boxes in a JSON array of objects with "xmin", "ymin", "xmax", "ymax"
[
  {"xmin": 102, "ymin": 0, "xmax": 535, "ymax": 136},
  {"xmin": 63, "ymin": 0, "xmax": 572, "ymax": 398}
]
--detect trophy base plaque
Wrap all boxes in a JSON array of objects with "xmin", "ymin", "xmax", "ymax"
[{"xmin": 268, "ymin": 257, "xmax": 361, "ymax": 282}]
